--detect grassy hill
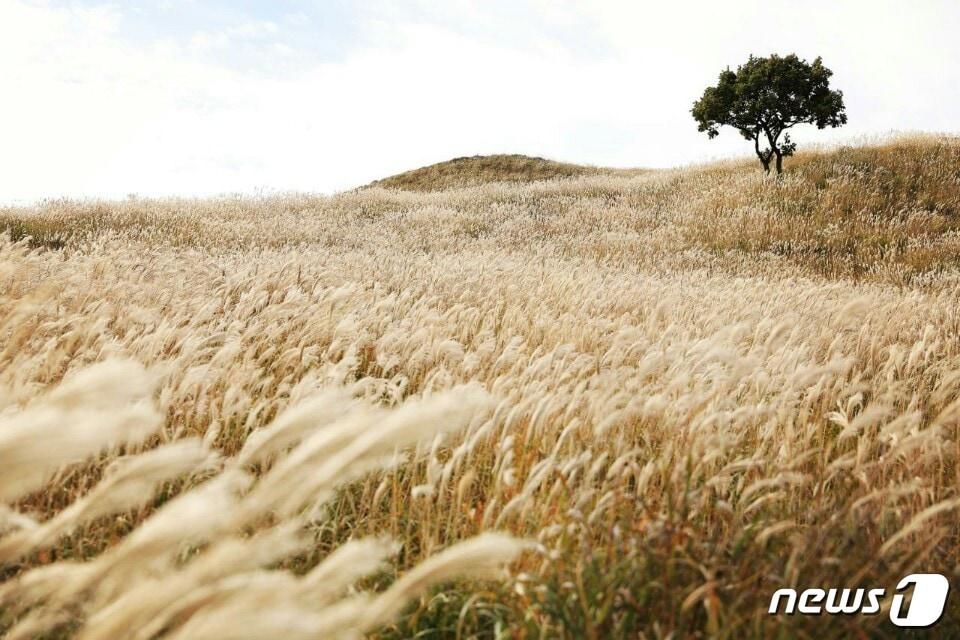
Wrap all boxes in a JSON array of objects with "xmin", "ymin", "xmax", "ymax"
[
  {"xmin": 3, "ymin": 135, "xmax": 960, "ymax": 638},
  {"xmin": 8, "ymin": 135, "xmax": 959, "ymax": 283},
  {"xmin": 366, "ymin": 153, "xmax": 637, "ymax": 191}
]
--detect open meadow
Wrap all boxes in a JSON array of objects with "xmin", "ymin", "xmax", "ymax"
[{"xmin": 2, "ymin": 136, "xmax": 960, "ymax": 638}]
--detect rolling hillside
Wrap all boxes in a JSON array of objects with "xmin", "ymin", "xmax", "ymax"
[{"xmin": 1, "ymin": 135, "xmax": 960, "ymax": 638}]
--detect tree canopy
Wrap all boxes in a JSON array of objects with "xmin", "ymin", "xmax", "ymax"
[{"xmin": 692, "ymin": 54, "xmax": 847, "ymax": 174}]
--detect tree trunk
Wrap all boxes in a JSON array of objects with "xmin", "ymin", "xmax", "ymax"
[
  {"xmin": 754, "ymin": 133, "xmax": 770, "ymax": 174},
  {"xmin": 774, "ymin": 150, "xmax": 784, "ymax": 175}
]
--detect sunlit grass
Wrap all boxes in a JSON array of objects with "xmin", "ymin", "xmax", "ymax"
[{"xmin": 1, "ymin": 134, "xmax": 959, "ymax": 638}]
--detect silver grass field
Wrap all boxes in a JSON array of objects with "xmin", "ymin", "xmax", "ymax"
[{"xmin": 1, "ymin": 135, "xmax": 960, "ymax": 638}]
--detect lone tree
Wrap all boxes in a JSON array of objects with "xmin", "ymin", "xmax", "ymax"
[{"xmin": 692, "ymin": 54, "xmax": 846, "ymax": 174}]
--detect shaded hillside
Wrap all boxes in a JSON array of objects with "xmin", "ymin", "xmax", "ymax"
[{"xmin": 367, "ymin": 154, "xmax": 634, "ymax": 191}]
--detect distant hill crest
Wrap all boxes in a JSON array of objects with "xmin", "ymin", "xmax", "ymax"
[{"xmin": 366, "ymin": 154, "xmax": 632, "ymax": 192}]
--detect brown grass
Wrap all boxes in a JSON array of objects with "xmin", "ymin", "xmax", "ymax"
[
  {"xmin": 1, "ymin": 134, "xmax": 960, "ymax": 638},
  {"xmin": 365, "ymin": 153, "xmax": 640, "ymax": 191}
]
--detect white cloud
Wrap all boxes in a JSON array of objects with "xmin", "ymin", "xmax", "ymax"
[
  {"xmin": 190, "ymin": 20, "xmax": 279, "ymax": 52},
  {"xmin": 0, "ymin": 0, "xmax": 957, "ymax": 203}
]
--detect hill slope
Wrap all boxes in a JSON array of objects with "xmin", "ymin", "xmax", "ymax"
[
  {"xmin": 3, "ymin": 136, "xmax": 960, "ymax": 638},
  {"xmin": 9, "ymin": 136, "xmax": 958, "ymax": 283},
  {"xmin": 367, "ymin": 153, "xmax": 635, "ymax": 191}
]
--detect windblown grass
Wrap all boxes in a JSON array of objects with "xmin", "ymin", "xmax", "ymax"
[
  {"xmin": 0, "ymin": 358, "xmax": 522, "ymax": 639},
  {"xmin": 1, "ymin": 134, "xmax": 960, "ymax": 638}
]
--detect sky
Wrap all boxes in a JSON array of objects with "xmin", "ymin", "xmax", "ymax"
[{"xmin": 1, "ymin": 0, "xmax": 958, "ymax": 203}]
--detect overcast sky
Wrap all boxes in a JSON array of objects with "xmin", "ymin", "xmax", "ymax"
[{"xmin": 1, "ymin": 0, "xmax": 958, "ymax": 202}]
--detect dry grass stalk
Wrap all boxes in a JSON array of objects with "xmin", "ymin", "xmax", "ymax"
[{"xmin": 1, "ymin": 135, "xmax": 959, "ymax": 637}]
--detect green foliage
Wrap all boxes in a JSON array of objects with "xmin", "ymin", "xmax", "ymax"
[{"xmin": 692, "ymin": 54, "xmax": 846, "ymax": 174}]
